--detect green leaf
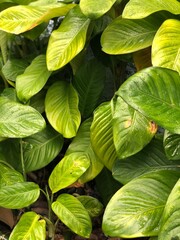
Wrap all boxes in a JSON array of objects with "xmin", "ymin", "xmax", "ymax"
[
  {"xmin": 77, "ymin": 196, "xmax": 103, "ymax": 218},
  {"xmin": 73, "ymin": 58, "xmax": 105, "ymax": 118},
  {"xmin": 102, "ymin": 170, "xmax": 180, "ymax": 238},
  {"xmin": 80, "ymin": 0, "xmax": 116, "ymax": 19},
  {"xmin": 9, "ymin": 212, "xmax": 46, "ymax": 240},
  {"xmin": 158, "ymin": 178, "xmax": 180, "ymax": 239},
  {"xmin": 122, "ymin": 0, "xmax": 180, "ymax": 19},
  {"xmin": 0, "ymin": 97, "xmax": 46, "ymax": 138},
  {"xmin": 16, "ymin": 55, "xmax": 51, "ymax": 103},
  {"xmin": 52, "ymin": 194, "xmax": 92, "ymax": 238},
  {"xmin": 90, "ymin": 102, "xmax": 117, "ymax": 170},
  {"xmin": 0, "ymin": 182, "xmax": 40, "ymax": 209},
  {"xmin": 45, "ymin": 81, "xmax": 81, "ymax": 138},
  {"xmin": 23, "ymin": 125, "xmax": 63, "ymax": 172},
  {"xmin": 112, "ymin": 96, "xmax": 157, "ymax": 159},
  {"xmin": 46, "ymin": 6, "xmax": 91, "ymax": 70},
  {"xmin": 113, "ymin": 138, "xmax": 180, "ymax": 184},
  {"xmin": 152, "ymin": 19, "xmax": 180, "ymax": 73},
  {"xmin": 30, "ymin": 89, "xmax": 46, "ymax": 114},
  {"xmin": 0, "ymin": 3, "xmax": 75, "ymax": 34},
  {"xmin": 164, "ymin": 130, "xmax": 180, "ymax": 160},
  {"xmin": 101, "ymin": 13, "xmax": 165, "ymax": 54},
  {"xmin": 2, "ymin": 59, "xmax": 29, "ymax": 82},
  {"xmin": 0, "ymin": 163, "xmax": 24, "ymax": 187},
  {"xmin": 66, "ymin": 118, "xmax": 103, "ymax": 183},
  {"xmin": 118, "ymin": 67, "xmax": 180, "ymax": 134},
  {"xmin": 49, "ymin": 153, "xmax": 90, "ymax": 193}
]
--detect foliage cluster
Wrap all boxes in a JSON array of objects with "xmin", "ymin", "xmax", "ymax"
[{"xmin": 0, "ymin": 0, "xmax": 180, "ymax": 239}]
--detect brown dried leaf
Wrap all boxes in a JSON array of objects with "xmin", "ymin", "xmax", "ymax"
[{"xmin": 0, "ymin": 207, "xmax": 14, "ymax": 228}]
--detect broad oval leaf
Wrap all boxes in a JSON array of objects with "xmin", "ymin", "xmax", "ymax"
[
  {"xmin": 0, "ymin": 4, "xmax": 75, "ymax": 34},
  {"xmin": 46, "ymin": 6, "xmax": 91, "ymax": 70},
  {"xmin": 45, "ymin": 81, "xmax": 81, "ymax": 138},
  {"xmin": 152, "ymin": 19, "xmax": 180, "ymax": 73},
  {"xmin": 102, "ymin": 170, "xmax": 180, "ymax": 238},
  {"xmin": 77, "ymin": 196, "xmax": 103, "ymax": 218},
  {"xmin": 112, "ymin": 96, "xmax": 157, "ymax": 159},
  {"xmin": 52, "ymin": 194, "xmax": 92, "ymax": 238},
  {"xmin": 0, "ymin": 163, "xmax": 24, "ymax": 187},
  {"xmin": 0, "ymin": 97, "xmax": 46, "ymax": 138},
  {"xmin": 80, "ymin": 0, "xmax": 116, "ymax": 19},
  {"xmin": 73, "ymin": 58, "xmax": 105, "ymax": 118},
  {"xmin": 90, "ymin": 102, "xmax": 117, "ymax": 170},
  {"xmin": 23, "ymin": 125, "xmax": 64, "ymax": 172},
  {"xmin": 66, "ymin": 118, "xmax": 103, "ymax": 183},
  {"xmin": 9, "ymin": 212, "xmax": 46, "ymax": 240},
  {"xmin": 118, "ymin": 67, "xmax": 180, "ymax": 134},
  {"xmin": 0, "ymin": 182, "xmax": 40, "ymax": 209},
  {"xmin": 158, "ymin": 178, "xmax": 180, "ymax": 239},
  {"xmin": 16, "ymin": 55, "xmax": 51, "ymax": 103},
  {"xmin": 113, "ymin": 138, "xmax": 180, "ymax": 184},
  {"xmin": 101, "ymin": 13, "xmax": 165, "ymax": 54},
  {"xmin": 164, "ymin": 130, "xmax": 180, "ymax": 160},
  {"xmin": 49, "ymin": 153, "xmax": 90, "ymax": 193},
  {"xmin": 122, "ymin": 0, "xmax": 180, "ymax": 19}
]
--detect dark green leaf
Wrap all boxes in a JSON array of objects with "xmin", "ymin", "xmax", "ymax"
[{"xmin": 164, "ymin": 130, "xmax": 180, "ymax": 160}]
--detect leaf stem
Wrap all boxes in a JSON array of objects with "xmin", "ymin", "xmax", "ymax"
[{"xmin": 20, "ymin": 138, "xmax": 27, "ymax": 181}]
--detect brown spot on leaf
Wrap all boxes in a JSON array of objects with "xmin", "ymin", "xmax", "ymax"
[
  {"xmin": 125, "ymin": 119, "xmax": 132, "ymax": 128},
  {"xmin": 149, "ymin": 121, "xmax": 157, "ymax": 134}
]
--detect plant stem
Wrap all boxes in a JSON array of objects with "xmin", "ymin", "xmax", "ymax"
[{"xmin": 20, "ymin": 138, "xmax": 26, "ymax": 181}]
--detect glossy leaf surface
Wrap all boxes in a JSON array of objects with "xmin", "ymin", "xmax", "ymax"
[
  {"xmin": 66, "ymin": 118, "xmax": 103, "ymax": 183},
  {"xmin": 73, "ymin": 58, "xmax": 105, "ymax": 118},
  {"xmin": 49, "ymin": 153, "xmax": 90, "ymax": 193},
  {"xmin": 101, "ymin": 14, "xmax": 164, "ymax": 54},
  {"xmin": 113, "ymin": 138, "xmax": 180, "ymax": 184},
  {"xmin": 47, "ymin": 6, "xmax": 90, "ymax": 70},
  {"xmin": 118, "ymin": 67, "xmax": 180, "ymax": 134},
  {"xmin": 80, "ymin": 0, "xmax": 116, "ymax": 19},
  {"xmin": 45, "ymin": 81, "xmax": 81, "ymax": 138},
  {"xmin": 0, "ymin": 97, "xmax": 46, "ymax": 138},
  {"xmin": 23, "ymin": 125, "xmax": 64, "ymax": 172},
  {"xmin": 9, "ymin": 212, "xmax": 46, "ymax": 240},
  {"xmin": 103, "ymin": 170, "xmax": 180, "ymax": 238},
  {"xmin": 16, "ymin": 55, "xmax": 51, "ymax": 102},
  {"xmin": 52, "ymin": 194, "xmax": 92, "ymax": 238},
  {"xmin": 112, "ymin": 96, "xmax": 156, "ymax": 159},
  {"xmin": 90, "ymin": 102, "xmax": 117, "ymax": 170},
  {"xmin": 122, "ymin": 0, "xmax": 180, "ymax": 19},
  {"xmin": 0, "ymin": 182, "xmax": 40, "ymax": 209},
  {"xmin": 152, "ymin": 19, "xmax": 180, "ymax": 73},
  {"xmin": 164, "ymin": 130, "xmax": 180, "ymax": 160},
  {"xmin": 159, "ymin": 178, "xmax": 180, "ymax": 239}
]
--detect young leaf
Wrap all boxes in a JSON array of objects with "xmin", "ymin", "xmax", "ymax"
[
  {"xmin": 49, "ymin": 153, "xmax": 90, "ymax": 193},
  {"xmin": 0, "ymin": 163, "xmax": 24, "ymax": 187},
  {"xmin": 101, "ymin": 13, "xmax": 165, "ymax": 54},
  {"xmin": 152, "ymin": 19, "xmax": 180, "ymax": 73},
  {"xmin": 102, "ymin": 170, "xmax": 180, "ymax": 238},
  {"xmin": 164, "ymin": 130, "xmax": 180, "ymax": 160},
  {"xmin": 0, "ymin": 97, "xmax": 46, "ymax": 138},
  {"xmin": 66, "ymin": 118, "xmax": 103, "ymax": 183},
  {"xmin": 16, "ymin": 55, "xmax": 51, "ymax": 103},
  {"xmin": 52, "ymin": 194, "xmax": 92, "ymax": 238},
  {"xmin": 90, "ymin": 102, "xmax": 117, "ymax": 170},
  {"xmin": 0, "ymin": 182, "xmax": 40, "ymax": 209},
  {"xmin": 80, "ymin": 0, "xmax": 116, "ymax": 19},
  {"xmin": 45, "ymin": 81, "xmax": 81, "ymax": 138},
  {"xmin": 77, "ymin": 196, "xmax": 103, "ymax": 218},
  {"xmin": 113, "ymin": 138, "xmax": 180, "ymax": 184},
  {"xmin": 158, "ymin": 178, "xmax": 180, "ymax": 239},
  {"xmin": 23, "ymin": 125, "xmax": 64, "ymax": 172},
  {"xmin": 112, "ymin": 96, "xmax": 157, "ymax": 159},
  {"xmin": 73, "ymin": 58, "xmax": 105, "ymax": 118},
  {"xmin": 0, "ymin": 3, "xmax": 75, "ymax": 34},
  {"xmin": 46, "ymin": 6, "xmax": 91, "ymax": 70},
  {"xmin": 122, "ymin": 0, "xmax": 180, "ymax": 19},
  {"xmin": 9, "ymin": 212, "xmax": 46, "ymax": 240},
  {"xmin": 118, "ymin": 67, "xmax": 180, "ymax": 134}
]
